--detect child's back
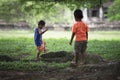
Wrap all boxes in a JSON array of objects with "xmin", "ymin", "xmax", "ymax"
[{"xmin": 72, "ymin": 21, "xmax": 88, "ymax": 41}]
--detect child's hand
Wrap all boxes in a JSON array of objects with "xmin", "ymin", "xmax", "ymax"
[
  {"xmin": 39, "ymin": 27, "xmax": 48, "ymax": 34},
  {"xmin": 45, "ymin": 27, "xmax": 48, "ymax": 31}
]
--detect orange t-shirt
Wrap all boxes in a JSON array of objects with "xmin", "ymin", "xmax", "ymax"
[{"xmin": 72, "ymin": 21, "xmax": 88, "ymax": 41}]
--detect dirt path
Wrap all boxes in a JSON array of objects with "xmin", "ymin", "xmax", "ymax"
[
  {"xmin": 0, "ymin": 51, "xmax": 120, "ymax": 80},
  {"xmin": 0, "ymin": 61, "xmax": 120, "ymax": 80}
]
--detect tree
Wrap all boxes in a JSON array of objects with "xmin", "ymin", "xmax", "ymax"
[
  {"xmin": 0, "ymin": 0, "xmax": 25, "ymax": 22},
  {"xmin": 0, "ymin": 0, "xmax": 108, "ymax": 28},
  {"xmin": 107, "ymin": 0, "xmax": 120, "ymax": 21}
]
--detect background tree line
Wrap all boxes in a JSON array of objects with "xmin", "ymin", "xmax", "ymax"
[{"xmin": 0, "ymin": 0, "xmax": 119, "ymax": 28}]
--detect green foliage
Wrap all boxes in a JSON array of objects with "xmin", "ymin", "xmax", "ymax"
[
  {"xmin": 0, "ymin": 0, "xmax": 109, "ymax": 28},
  {"xmin": 107, "ymin": 0, "xmax": 120, "ymax": 21},
  {"xmin": 0, "ymin": 0, "xmax": 25, "ymax": 22},
  {"xmin": 19, "ymin": 0, "xmax": 108, "ymax": 9},
  {"xmin": 25, "ymin": 3, "xmax": 73, "ymax": 28}
]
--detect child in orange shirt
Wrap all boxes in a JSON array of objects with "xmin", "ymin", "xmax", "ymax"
[{"xmin": 69, "ymin": 9, "xmax": 88, "ymax": 66}]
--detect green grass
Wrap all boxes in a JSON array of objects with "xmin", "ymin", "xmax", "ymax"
[{"xmin": 0, "ymin": 30, "xmax": 120, "ymax": 71}]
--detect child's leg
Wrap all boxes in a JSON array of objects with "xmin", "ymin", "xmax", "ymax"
[
  {"xmin": 72, "ymin": 41, "xmax": 80, "ymax": 66},
  {"xmin": 41, "ymin": 41, "xmax": 47, "ymax": 53},
  {"xmin": 43, "ymin": 42, "xmax": 47, "ymax": 53},
  {"xmin": 37, "ymin": 50, "xmax": 41, "ymax": 59},
  {"xmin": 36, "ymin": 46, "xmax": 42, "ymax": 60},
  {"xmin": 71, "ymin": 53, "xmax": 79, "ymax": 67},
  {"xmin": 80, "ymin": 41, "xmax": 87, "ymax": 64},
  {"xmin": 80, "ymin": 52, "xmax": 85, "ymax": 64},
  {"xmin": 74, "ymin": 53, "xmax": 79, "ymax": 64}
]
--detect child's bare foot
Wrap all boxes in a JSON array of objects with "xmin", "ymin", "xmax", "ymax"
[
  {"xmin": 35, "ymin": 56, "xmax": 43, "ymax": 61},
  {"xmin": 80, "ymin": 62, "xmax": 85, "ymax": 65},
  {"xmin": 70, "ymin": 61, "xmax": 78, "ymax": 67}
]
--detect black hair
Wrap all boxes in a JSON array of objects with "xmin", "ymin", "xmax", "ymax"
[
  {"xmin": 38, "ymin": 20, "xmax": 45, "ymax": 25},
  {"xmin": 74, "ymin": 9, "xmax": 83, "ymax": 20}
]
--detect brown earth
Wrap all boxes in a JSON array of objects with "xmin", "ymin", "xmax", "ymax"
[{"xmin": 0, "ymin": 51, "xmax": 120, "ymax": 80}]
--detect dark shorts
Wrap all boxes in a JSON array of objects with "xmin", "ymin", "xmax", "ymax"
[{"xmin": 74, "ymin": 41, "xmax": 87, "ymax": 54}]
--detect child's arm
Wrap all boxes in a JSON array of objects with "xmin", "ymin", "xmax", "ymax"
[
  {"xmin": 86, "ymin": 32, "xmax": 88, "ymax": 40},
  {"xmin": 69, "ymin": 32, "xmax": 75, "ymax": 45},
  {"xmin": 39, "ymin": 28, "xmax": 48, "ymax": 35}
]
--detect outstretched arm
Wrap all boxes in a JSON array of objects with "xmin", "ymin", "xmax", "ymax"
[
  {"xmin": 39, "ymin": 28, "xmax": 48, "ymax": 35},
  {"xmin": 69, "ymin": 32, "xmax": 75, "ymax": 45}
]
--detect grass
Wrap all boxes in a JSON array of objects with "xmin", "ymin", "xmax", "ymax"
[{"xmin": 0, "ymin": 30, "xmax": 120, "ymax": 71}]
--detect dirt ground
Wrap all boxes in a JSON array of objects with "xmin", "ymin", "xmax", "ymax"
[{"xmin": 0, "ymin": 51, "xmax": 120, "ymax": 80}]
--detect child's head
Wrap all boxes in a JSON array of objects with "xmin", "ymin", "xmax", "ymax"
[
  {"xmin": 38, "ymin": 20, "xmax": 45, "ymax": 29},
  {"xmin": 74, "ymin": 9, "xmax": 83, "ymax": 21}
]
